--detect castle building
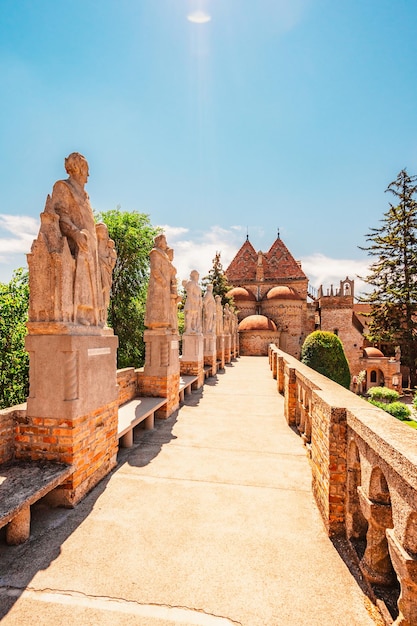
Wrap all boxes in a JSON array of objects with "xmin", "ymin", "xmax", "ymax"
[{"xmin": 225, "ymin": 235, "xmax": 401, "ymax": 392}]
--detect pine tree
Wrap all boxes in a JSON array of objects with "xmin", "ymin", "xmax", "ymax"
[
  {"xmin": 360, "ymin": 169, "xmax": 417, "ymax": 387},
  {"xmin": 202, "ymin": 251, "xmax": 234, "ymax": 306}
]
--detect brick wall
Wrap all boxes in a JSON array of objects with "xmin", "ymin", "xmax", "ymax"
[
  {"xmin": 0, "ymin": 404, "xmax": 27, "ymax": 464},
  {"xmin": 14, "ymin": 400, "xmax": 118, "ymax": 506},
  {"xmin": 117, "ymin": 367, "xmax": 138, "ymax": 406},
  {"xmin": 137, "ymin": 371, "xmax": 180, "ymax": 419}
]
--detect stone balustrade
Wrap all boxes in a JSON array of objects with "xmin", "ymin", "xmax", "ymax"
[{"xmin": 269, "ymin": 343, "xmax": 417, "ymax": 626}]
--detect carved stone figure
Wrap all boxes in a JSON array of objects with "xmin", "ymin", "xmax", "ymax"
[
  {"xmin": 182, "ymin": 270, "xmax": 202, "ymax": 334},
  {"xmin": 215, "ymin": 295, "xmax": 224, "ymax": 335},
  {"xmin": 28, "ymin": 153, "xmax": 114, "ymax": 327},
  {"xmin": 223, "ymin": 303, "xmax": 232, "ymax": 334},
  {"xmin": 203, "ymin": 284, "xmax": 216, "ymax": 335},
  {"xmin": 145, "ymin": 234, "xmax": 172, "ymax": 329},
  {"xmin": 167, "ymin": 246, "xmax": 181, "ymax": 333},
  {"xmin": 96, "ymin": 222, "xmax": 117, "ymax": 325}
]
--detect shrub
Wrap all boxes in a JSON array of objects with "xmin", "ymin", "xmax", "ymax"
[
  {"xmin": 301, "ymin": 331, "xmax": 351, "ymax": 389},
  {"xmin": 385, "ymin": 402, "xmax": 411, "ymax": 420},
  {"xmin": 368, "ymin": 387, "xmax": 400, "ymax": 403},
  {"xmin": 369, "ymin": 399, "xmax": 411, "ymax": 420}
]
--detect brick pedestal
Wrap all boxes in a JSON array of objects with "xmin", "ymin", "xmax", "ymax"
[
  {"xmin": 204, "ymin": 334, "xmax": 217, "ymax": 377},
  {"xmin": 138, "ymin": 329, "xmax": 180, "ymax": 418},
  {"xmin": 180, "ymin": 333, "xmax": 204, "ymax": 388},
  {"xmin": 224, "ymin": 334, "xmax": 231, "ymax": 364},
  {"xmin": 21, "ymin": 329, "xmax": 119, "ymax": 506},
  {"xmin": 217, "ymin": 335, "xmax": 225, "ymax": 370}
]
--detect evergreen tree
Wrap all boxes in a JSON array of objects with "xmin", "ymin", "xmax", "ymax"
[
  {"xmin": 202, "ymin": 251, "xmax": 234, "ymax": 307},
  {"xmin": 0, "ymin": 268, "xmax": 29, "ymax": 408},
  {"xmin": 97, "ymin": 208, "xmax": 160, "ymax": 368},
  {"xmin": 301, "ymin": 331, "xmax": 351, "ymax": 389},
  {"xmin": 359, "ymin": 169, "xmax": 417, "ymax": 387}
]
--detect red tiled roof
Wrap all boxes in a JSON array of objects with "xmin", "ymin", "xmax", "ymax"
[{"xmin": 225, "ymin": 237, "xmax": 307, "ymax": 283}]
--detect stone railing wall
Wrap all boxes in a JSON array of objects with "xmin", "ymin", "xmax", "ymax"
[{"xmin": 269, "ymin": 344, "xmax": 417, "ymax": 626}]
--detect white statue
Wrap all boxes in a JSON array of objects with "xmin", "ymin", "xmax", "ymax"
[
  {"xmin": 203, "ymin": 284, "xmax": 216, "ymax": 335},
  {"xmin": 182, "ymin": 270, "xmax": 202, "ymax": 334}
]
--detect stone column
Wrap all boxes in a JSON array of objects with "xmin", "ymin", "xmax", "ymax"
[
  {"xmin": 387, "ymin": 528, "xmax": 417, "ymax": 626},
  {"xmin": 358, "ymin": 487, "xmax": 395, "ymax": 585}
]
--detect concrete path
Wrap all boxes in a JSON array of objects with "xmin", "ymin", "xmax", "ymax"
[{"xmin": 0, "ymin": 356, "xmax": 383, "ymax": 625}]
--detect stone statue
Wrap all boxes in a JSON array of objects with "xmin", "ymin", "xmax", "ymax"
[
  {"xmin": 96, "ymin": 222, "xmax": 117, "ymax": 325},
  {"xmin": 203, "ymin": 284, "xmax": 216, "ymax": 335},
  {"xmin": 28, "ymin": 152, "xmax": 114, "ymax": 327},
  {"xmin": 167, "ymin": 246, "xmax": 181, "ymax": 333},
  {"xmin": 182, "ymin": 270, "xmax": 202, "ymax": 334},
  {"xmin": 145, "ymin": 234, "xmax": 172, "ymax": 330},
  {"xmin": 223, "ymin": 303, "xmax": 232, "ymax": 334},
  {"xmin": 215, "ymin": 295, "xmax": 224, "ymax": 335}
]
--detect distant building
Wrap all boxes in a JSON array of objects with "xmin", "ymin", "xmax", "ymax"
[{"xmin": 225, "ymin": 235, "xmax": 401, "ymax": 392}]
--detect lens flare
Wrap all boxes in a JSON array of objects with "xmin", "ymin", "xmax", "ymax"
[{"xmin": 187, "ymin": 11, "xmax": 211, "ymax": 24}]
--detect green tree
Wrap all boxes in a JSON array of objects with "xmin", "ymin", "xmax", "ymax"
[
  {"xmin": 359, "ymin": 169, "xmax": 417, "ymax": 387},
  {"xmin": 202, "ymin": 251, "xmax": 234, "ymax": 306},
  {"xmin": 301, "ymin": 331, "xmax": 351, "ymax": 389},
  {"xmin": 96, "ymin": 209, "xmax": 160, "ymax": 368},
  {"xmin": 0, "ymin": 268, "xmax": 29, "ymax": 408}
]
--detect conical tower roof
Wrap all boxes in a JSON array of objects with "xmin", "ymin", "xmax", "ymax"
[{"xmin": 225, "ymin": 236, "xmax": 306, "ymax": 283}]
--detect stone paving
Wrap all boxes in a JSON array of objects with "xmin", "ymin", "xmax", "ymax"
[{"xmin": 0, "ymin": 356, "xmax": 383, "ymax": 625}]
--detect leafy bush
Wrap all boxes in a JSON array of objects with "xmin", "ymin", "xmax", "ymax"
[
  {"xmin": 368, "ymin": 386, "xmax": 400, "ymax": 403},
  {"xmin": 369, "ymin": 399, "xmax": 411, "ymax": 420},
  {"xmin": 0, "ymin": 268, "xmax": 29, "ymax": 408},
  {"xmin": 301, "ymin": 331, "xmax": 351, "ymax": 389}
]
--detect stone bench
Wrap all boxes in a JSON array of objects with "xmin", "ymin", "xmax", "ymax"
[
  {"xmin": 204, "ymin": 364, "xmax": 213, "ymax": 379},
  {"xmin": 0, "ymin": 460, "xmax": 73, "ymax": 545},
  {"xmin": 117, "ymin": 396, "xmax": 167, "ymax": 448},
  {"xmin": 179, "ymin": 375, "xmax": 198, "ymax": 403}
]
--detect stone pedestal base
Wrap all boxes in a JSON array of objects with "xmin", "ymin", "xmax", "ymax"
[
  {"xmin": 204, "ymin": 334, "xmax": 217, "ymax": 377},
  {"xmin": 181, "ymin": 334, "xmax": 204, "ymax": 388},
  {"xmin": 139, "ymin": 329, "xmax": 181, "ymax": 418},
  {"xmin": 217, "ymin": 335, "xmax": 225, "ymax": 370},
  {"xmin": 21, "ymin": 332, "xmax": 119, "ymax": 506},
  {"xmin": 224, "ymin": 334, "xmax": 231, "ymax": 364}
]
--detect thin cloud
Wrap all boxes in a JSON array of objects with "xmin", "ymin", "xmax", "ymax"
[
  {"xmin": 0, "ymin": 213, "xmax": 39, "ymax": 254},
  {"xmin": 300, "ymin": 253, "xmax": 371, "ymax": 296},
  {"xmin": 160, "ymin": 225, "xmax": 242, "ymax": 284}
]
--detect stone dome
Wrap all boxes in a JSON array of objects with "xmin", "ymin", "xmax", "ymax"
[
  {"xmin": 363, "ymin": 347, "xmax": 384, "ymax": 358},
  {"xmin": 238, "ymin": 315, "xmax": 277, "ymax": 331},
  {"xmin": 264, "ymin": 286, "xmax": 302, "ymax": 300},
  {"xmin": 226, "ymin": 287, "xmax": 256, "ymax": 301}
]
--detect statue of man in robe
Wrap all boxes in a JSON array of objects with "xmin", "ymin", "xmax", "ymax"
[
  {"xmin": 145, "ymin": 234, "xmax": 172, "ymax": 329},
  {"xmin": 182, "ymin": 270, "xmax": 202, "ymax": 334},
  {"xmin": 215, "ymin": 295, "xmax": 224, "ymax": 336},
  {"xmin": 202, "ymin": 284, "xmax": 216, "ymax": 335}
]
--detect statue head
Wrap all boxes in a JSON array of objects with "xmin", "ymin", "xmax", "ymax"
[
  {"xmin": 207, "ymin": 284, "xmax": 213, "ymax": 293},
  {"xmin": 96, "ymin": 222, "xmax": 109, "ymax": 241},
  {"xmin": 65, "ymin": 152, "xmax": 89, "ymax": 184},
  {"xmin": 154, "ymin": 234, "xmax": 167, "ymax": 250},
  {"xmin": 190, "ymin": 270, "xmax": 199, "ymax": 281}
]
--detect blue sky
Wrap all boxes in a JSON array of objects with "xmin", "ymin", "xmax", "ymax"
[{"xmin": 1, "ymin": 0, "xmax": 417, "ymax": 293}]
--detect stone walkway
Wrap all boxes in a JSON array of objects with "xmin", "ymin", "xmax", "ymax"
[{"xmin": 0, "ymin": 357, "xmax": 383, "ymax": 625}]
